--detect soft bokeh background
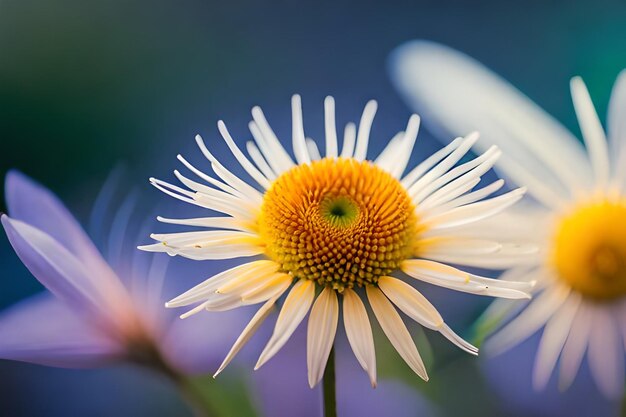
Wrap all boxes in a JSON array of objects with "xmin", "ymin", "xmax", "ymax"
[{"xmin": 2, "ymin": 0, "xmax": 626, "ymax": 416}]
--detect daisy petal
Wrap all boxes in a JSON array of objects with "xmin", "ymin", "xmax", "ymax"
[
  {"xmin": 166, "ymin": 261, "xmax": 275, "ymax": 307},
  {"xmin": 424, "ymin": 187, "xmax": 526, "ymax": 230},
  {"xmin": 214, "ymin": 297, "xmax": 278, "ymax": 378},
  {"xmin": 340, "ymin": 122, "xmax": 357, "ymax": 158},
  {"xmin": 377, "ymin": 276, "xmax": 443, "ymax": 329},
  {"xmin": 587, "ymin": 306, "xmax": 624, "ymax": 399},
  {"xmin": 306, "ymin": 287, "xmax": 339, "ymax": 388},
  {"xmin": 402, "ymin": 259, "xmax": 532, "ymax": 299},
  {"xmin": 366, "ymin": 286, "xmax": 428, "ymax": 380},
  {"xmin": 378, "ymin": 276, "xmax": 478, "ymax": 355},
  {"xmin": 324, "ymin": 96, "xmax": 339, "ymax": 158},
  {"xmin": 353, "ymin": 100, "xmax": 377, "ymax": 161},
  {"xmin": 291, "ymin": 94, "xmax": 312, "ymax": 165},
  {"xmin": 485, "ymin": 284, "xmax": 571, "ymax": 356},
  {"xmin": 255, "ymin": 280, "xmax": 315, "ymax": 370},
  {"xmin": 608, "ymin": 70, "xmax": 626, "ymax": 187},
  {"xmin": 559, "ymin": 301, "xmax": 593, "ymax": 390},
  {"xmin": 532, "ymin": 292, "xmax": 581, "ymax": 390},
  {"xmin": 390, "ymin": 40, "xmax": 593, "ymax": 204},
  {"xmin": 342, "ymin": 289, "xmax": 377, "ymax": 387},
  {"xmin": 570, "ymin": 77, "xmax": 610, "ymax": 187}
]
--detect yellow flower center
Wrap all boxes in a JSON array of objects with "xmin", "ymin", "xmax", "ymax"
[
  {"xmin": 551, "ymin": 199, "xmax": 626, "ymax": 300},
  {"xmin": 259, "ymin": 158, "xmax": 419, "ymax": 292}
]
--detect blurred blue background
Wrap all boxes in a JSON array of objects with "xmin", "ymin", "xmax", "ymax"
[{"xmin": 2, "ymin": 0, "xmax": 626, "ymax": 416}]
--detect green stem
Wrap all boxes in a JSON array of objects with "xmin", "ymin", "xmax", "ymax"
[
  {"xmin": 323, "ymin": 347, "xmax": 337, "ymax": 417},
  {"xmin": 174, "ymin": 377, "xmax": 219, "ymax": 417},
  {"xmin": 133, "ymin": 346, "xmax": 218, "ymax": 417}
]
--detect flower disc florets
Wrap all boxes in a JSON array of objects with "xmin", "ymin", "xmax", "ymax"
[
  {"xmin": 260, "ymin": 157, "xmax": 418, "ymax": 292},
  {"xmin": 552, "ymin": 199, "xmax": 626, "ymax": 300}
]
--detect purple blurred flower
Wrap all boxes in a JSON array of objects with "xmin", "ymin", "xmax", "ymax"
[{"xmin": 0, "ymin": 170, "xmax": 246, "ymax": 376}]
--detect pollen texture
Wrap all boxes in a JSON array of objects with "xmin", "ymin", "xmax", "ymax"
[
  {"xmin": 551, "ymin": 199, "xmax": 626, "ymax": 300},
  {"xmin": 259, "ymin": 158, "xmax": 418, "ymax": 292}
]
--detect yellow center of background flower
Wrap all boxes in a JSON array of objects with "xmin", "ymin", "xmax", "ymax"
[
  {"xmin": 551, "ymin": 199, "xmax": 626, "ymax": 300},
  {"xmin": 260, "ymin": 158, "xmax": 418, "ymax": 292}
]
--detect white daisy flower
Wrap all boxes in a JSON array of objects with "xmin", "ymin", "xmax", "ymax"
[
  {"xmin": 140, "ymin": 94, "xmax": 533, "ymax": 389},
  {"xmin": 391, "ymin": 40, "xmax": 626, "ymax": 398}
]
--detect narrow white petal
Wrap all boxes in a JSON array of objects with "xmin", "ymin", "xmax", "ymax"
[
  {"xmin": 165, "ymin": 261, "xmax": 275, "ymax": 307},
  {"xmin": 378, "ymin": 276, "xmax": 479, "ymax": 355},
  {"xmin": 217, "ymin": 120, "xmax": 272, "ymax": 189},
  {"xmin": 607, "ymin": 70, "xmax": 626, "ymax": 187},
  {"xmin": 390, "ymin": 40, "xmax": 593, "ymax": 201},
  {"xmin": 411, "ymin": 145, "xmax": 500, "ymax": 204},
  {"xmin": 340, "ymin": 122, "xmax": 357, "ymax": 157},
  {"xmin": 141, "ymin": 243, "xmax": 262, "ymax": 261},
  {"xmin": 377, "ymin": 276, "xmax": 443, "ymax": 329},
  {"xmin": 485, "ymin": 284, "xmax": 570, "ymax": 355},
  {"xmin": 473, "ymin": 267, "xmax": 540, "ymax": 337},
  {"xmin": 353, "ymin": 100, "xmax": 378, "ymax": 161},
  {"xmin": 324, "ymin": 96, "xmax": 338, "ymax": 158},
  {"xmin": 173, "ymin": 167, "xmax": 261, "ymax": 212},
  {"xmin": 179, "ymin": 301, "xmax": 209, "ymax": 319},
  {"xmin": 401, "ymin": 136, "xmax": 464, "ymax": 189},
  {"xmin": 407, "ymin": 132, "xmax": 479, "ymax": 198},
  {"xmin": 216, "ymin": 263, "xmax": 280, "ymax": 294},
  {"xmin": 203, "ymin": 293, "xmax": 246, "ymax": 312},
  {"xmin": 570, "ymin": 77, "xmax": 610, "ymax": 187},
  {"xmin": 291, "ymin": 94, "xmax": 311, "ymax": 164},
  {"xmin": 418, "ymin": 237, "xmax": 502, "ymax": 257},
  {"xmin": 587, "ymin": 305, "xmax": 624, "ymax": 398},
  {"xmin": 176, "ymin": 154, "xmax": 245, "ymax": 200},
  {"xmin": 374, "ymin": 131, "xmax": 406, "ymax": 173},
  {"xmin": 559, "ymin": 301, "xmax": 592, "ymax": 390},
  {"xmin": 246, "ymin": 141, "xmax": 277, "ymax": 180},
  {"xmin": 306, "ymin": 138, "xmax": 322, "ymax": 161},
  {"xmin": 248, "ymin": 120, "xmax": 293, "ymax": 175},
  {"xmin": 250, "ymin": 106, "xmax": 295, "ymax": 172},
  {"xmin": 156, "ymin": 216, "xmax": 253, "ymax": 232},
  {"xmin": 240, "ymin": 273, "xmax": 293, "ymax": 305},
  {"xmin": 439, "ymin": 323, "xmax": 478, "ymax": 355},
  {"xmin": 150, "ymin": 230, "xmax": 256, "ymax": 246},
  {"xmin": 418, "ymin": 177, "xmax": 483, "ymax": 213},
  {"xmin": 390, "ymin": 114, "xmax": 421, "ymax": 179},
  {"xmin": 291, "ymin": 94, "xmax": 311, "ymax": 165},
  {"xmin": 431, "ymin": 179, "xmax": 505, "ymax": 213},
  {"xmin": 195, "ymin": 134, "xmax": 264, "ymax": 201},
  {"xmin": 255, "ymin": 280, "xmax": 315, "ymax": 369},
  {"xmin": 366, "ymin": 286, "xmax": 428, "ymax": 380},
  {"xmin": 307, "ymin": 288, "xmax": 339, "ymax": 388},
  {"xmin": 214, "ymin": 297, "xmax": 278, "ymax": 378},
  {"xmin": 402, "ymin": 259, "xmax": 532, "ymax": 299},
  {"xmin": 342, "ymin": 288, "xmax": 377, "ymax": 387},
  {"xmin": 425, "ymin": 187, "xmax": 526, "ymax": 230},
  {"xmin": 532, "ymin": 292, "xmax": 581, "ymax": 390}
]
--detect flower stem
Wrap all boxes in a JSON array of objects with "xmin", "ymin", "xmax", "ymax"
[
  {"xmin": 323, "ymin": 347, "xmax": 337, "ymax": 417},
  {"xmin": 174, "ymin": 377, "xmax": 219, "ymax": 417}
]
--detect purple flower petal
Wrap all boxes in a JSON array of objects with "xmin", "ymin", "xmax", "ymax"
[
  {"xmin": 5, "ymin": 171, "xmax": 113, "ymax": 275},
  {"xmin": 0, "ymin": 293, "xmax": 122, "ymax": 368},
  {"xmin": 2, "ymin": 215, "xmax": 108, "ymax": 319}
]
